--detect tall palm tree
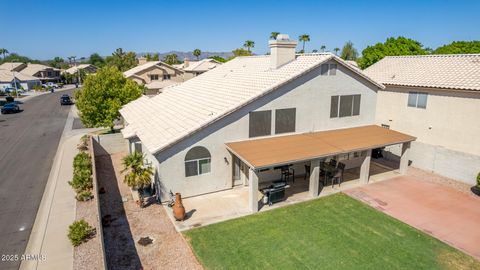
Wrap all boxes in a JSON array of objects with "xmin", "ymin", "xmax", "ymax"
[
  {"xmin": 193, "ymin": 49, "xmax": 202, "ymax": 60},
  {"xmin": 298, "ymin": 34, "xmax": 310, "ymax": 53},
  {"xmin": 270, "ymin": 32, "xmax": 280, "ymax": 40},
  {"xmin": 320, "ymin": 45, "xmax": 326, "ymax": 52},
  {"xmin": 0, "ymin": 48, "xmax": 9, "ymax": 60},
  {"xmin": 122, "ymin": 152, "xmax": 153, "ymax": 207},
  {"xmin": 334, "ymin": 47, "xmax": 340, "ymax": 55},
  {"xmin": 243, "ymin": 40, "xmax": 255, "ymax": 52}
]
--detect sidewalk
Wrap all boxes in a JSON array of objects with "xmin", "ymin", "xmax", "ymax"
[
  {"xmin": 17, "ymin": 85, "xmax": 80, "ymax": 102},
  {"xmin": 20, "ymin": 106, "xmax": 98, "ymax": 270}
]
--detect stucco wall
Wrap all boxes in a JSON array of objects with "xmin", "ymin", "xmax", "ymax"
[
  {"xmin": 376, "ymin": 87, "xmax": 480, "ymax": 155},
  {"xmin": 146, "ymin": 60, "xmax": 379, "ymax": 200},
  {"xmin": 134, "ymin": 65, "xmax": 184, "ymax": 84}
]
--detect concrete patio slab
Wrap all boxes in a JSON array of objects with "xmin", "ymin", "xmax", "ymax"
[{"xmin": 345, "ymin": 175, "xmax": 480, "ymax": 259}]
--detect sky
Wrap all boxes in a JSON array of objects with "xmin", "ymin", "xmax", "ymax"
[{"xmin": 1, "ymin": 0, "xmax": 479, "ymax": 60}]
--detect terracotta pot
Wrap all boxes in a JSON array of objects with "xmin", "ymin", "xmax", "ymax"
[{"xmin": 173, "ymin": 193, "xmax": 186, "ymax": 221}]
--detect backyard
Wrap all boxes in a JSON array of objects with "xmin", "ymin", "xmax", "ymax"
[{"xmin": 184, "ymin": 193, "xmax": 480, "ymax": 270}]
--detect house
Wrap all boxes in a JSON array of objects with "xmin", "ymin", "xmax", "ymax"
[
  {"xmin": 123, "ymin": 58, "xmax": 184, "ymax": 95},
  {"xmin": 64, "ymin": 64, "xmax": 97, "ymax": 75},
  {"xmin": 0, "ymin": 69, "xmax": 41, "ymax": 91},
  {"xmin": 364, "ymin": 54, "xmax": 480, "ymax": 185},
  {"xmin": 174, "ymin": 58, "xmax": 222, "ymax": 80},
  {"xmin": 120, "ymin": 34, "xmax": 415, "ymax": 213},
  {"xmin": 0, "ymin": 62, "xmax": 61, "ymax": 83}
]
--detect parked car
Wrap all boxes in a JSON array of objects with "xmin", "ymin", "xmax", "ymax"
[
  {"xmin": 43, "ymin": 82, "xmax": 59, "ymax": 89},
  {"xmin": 60, "ymin": 94, "xmax": 73, "ymax": 105},
  {"xmin": 1, "ymin": 103, "xmax": 20, "ymax": 114}
]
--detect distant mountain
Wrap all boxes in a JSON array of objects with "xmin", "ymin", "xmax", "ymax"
[{"xmin": 138, "ymin": 51, "xmax": 233, "ymax": 61}]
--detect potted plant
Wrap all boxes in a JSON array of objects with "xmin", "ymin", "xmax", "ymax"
[{"xmin": 471, "ymin": 172, "xmax": 480, "ymax": 196}]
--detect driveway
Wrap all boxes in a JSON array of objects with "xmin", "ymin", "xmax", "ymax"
[
  {"xmin": 0, "ymin": 89, "xmax": 75, "ymax": 270},
  {"xmin": 345, "ymin": 174, "xmax": 480, "ymax": 259}
]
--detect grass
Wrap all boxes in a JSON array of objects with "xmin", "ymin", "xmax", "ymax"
[{"xmin": 184, "ymin": 193, "xmax": 480, "ymax": 270}]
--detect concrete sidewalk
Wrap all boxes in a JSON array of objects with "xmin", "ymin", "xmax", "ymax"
[{"xmin": 20, "ymin": 106, "xmax": 98, "ymax": 270}]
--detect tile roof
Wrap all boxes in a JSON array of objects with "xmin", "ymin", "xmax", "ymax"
[
  {"xmin": 21, "ymin": 63, "xmax": 59, "ymax": 76},
  {"xmin": 64, "ymin": 64, "xmax": 95, "ymax": 74},
  {"xmin": 123, "ymin": 61, "xmax": 183, "ymax": 78},
  {"xmin": 364, "ymin": 54, "xmax": 480, "ymax": 91},
  {"xmin": 0, "ymin": 69, "xmax": 40, "ymax": 82},
  {"xmin": 0, "ymin": 62, "xmax": 24, "ymax": 71},
  {"xmin": 183, "ymin": 59, "xmax": 221, "ymax": 72},
  {"xmin": 120, "ymin": 53, "xmax": 383, "ymax": 154}
]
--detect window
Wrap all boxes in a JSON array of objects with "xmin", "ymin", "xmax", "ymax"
[
  {"xmin": 408, "ymin": 92, "xmax": 428, "ymax": 109},
  {"xmin": 381, "ymin": 124, "xmax": 390, "ymax": 129},
  {"xmin": 321, "ymin": 64, "xmax": 337, "ymax": 76},
  {"xmin": 275, "ymin": 108, "xmax": 296, "ymax": 134},
  {"xmin": 330, "ymin": 94, "xmax": 361, "ymax": 118},
  {"xmin": 150, "ymin": 74, "xmax": 159, "ymax": 81},
  {"xmin": 249, "ymin": 110, "xmax": 272, "ymax": 138},
  {"xmin": 185, "ymin": 146, "xmax": 211, "ymax": 177},
  {"xmin": 163, "ymin": 74, "xmax": 171, "ymax": 80}
]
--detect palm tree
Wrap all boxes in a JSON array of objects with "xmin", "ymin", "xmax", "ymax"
[
  {"xmin": 298, "ymin": 34, "xmax": 310, "ymax": 54},
  {"xmin": 320, "ymin": 45, "xmax": 326, "ymax": 52},
  {"xmin": 334, "ymin": 47, "xmax": 340, "ymax": 55},
  {"xmin": 193, "ymin": 49, "xmax": 202, "ymax": 60},
  {"xmin": 163, "ymin": 54, "xmax": 179, "ymax": 65},
  {"xmin": 0, "ymin": 48, "xmax": 9, "ymax": 60},
  {"xmin": 122, "ymin": 151, "xmax": 154, "ymax": 207},
  {"xmin": 243, "ymin": 40, "xmax": 255, "ymax": 52},
  {"xmin": 270, "ymin": 32, "xmax": 280, "ymax": 40},
  {"xmin": 340, "ymin": 41, "xmax": 359, "ymax": 61}
]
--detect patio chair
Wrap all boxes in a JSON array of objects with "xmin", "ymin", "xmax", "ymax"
[
  {"xmin": 331, "ymin": 162, "xmax": 345, "ymax": 187},
  {"xmin": 329, "ymin": 159, "xmax": 337, "ymax": 167}
]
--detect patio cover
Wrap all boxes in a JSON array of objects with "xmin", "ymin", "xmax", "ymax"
[{"xmin": 226, "ymin": 125, "xmax": 416, "ymax": 169}]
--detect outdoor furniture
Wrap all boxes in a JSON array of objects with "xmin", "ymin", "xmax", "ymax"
[
  {"xmin": 304, "ymin": 164, "xmax": 311, "ymax": 180},
  {"xmin": 331, "ymin": 162, "xmax": 346, "ymax": 187},
  {"xmin": 329, "ymin": 159, "xmax": 337, "ymax": 167},
  {"xmin": 320, "ymin": 162, "xmax": 337, "ymax": 186},
  {"xmin": 261, "ymin": 180, "xmax": 290, "ymax": 206},
  {"xmin": 280, "ymin": 165, "xmax": 295, "ymax": 184}
]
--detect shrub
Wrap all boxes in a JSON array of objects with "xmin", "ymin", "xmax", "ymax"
[
  {"xmin": 69, "ymin": 152, "xmax": 93, "ymax": 195},
  {"xmin": 68, "ymin": 219, "xmax": 94, "ymax": 247},
  {"xmin": 5, "ymin": 96, "xmax": 14, "ymax": 102},
  {"xmin": 76, "ymin": 190, "xmax": 93, "ymax": 201},
  {"xmin": 477, "ymin": 172, "xmax": 480, "ymax": 187},
  {"xmin": 34, "ymin": 84, "xmax": 42, "ymax": 91}
]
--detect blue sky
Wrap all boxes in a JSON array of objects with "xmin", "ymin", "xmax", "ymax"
[{"xmin": 2, "ymin": 0, "xmax": 479, "ymax": 59}]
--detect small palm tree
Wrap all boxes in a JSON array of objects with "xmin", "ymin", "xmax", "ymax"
[
  {"xmin": 243, "ymin": 40, "xmax": 255, "ymax": 52},
  {"xmin": 0, "ymin": 48, "xmax": 9, "ymax": 60},
  {"xmin": 122, "ymin": 152, "xmax": 153, "ymax": 207},
  {"xmin": 320, "ymin": 45, "xmax": 326, "ymax": 52},
  {"xmin": 270, "ymin": 32, "xmax": 280, "ymax": 40},
  {"xmin": 334, "ymin": 47, "xmax": 340, "ymax": 55},
  {"xmin": 193, "ymin": 49, "xmax": 202, "ymax": 60},
  {"xmin": 298, "ymin": 34, "xmax": 310, "ymax": 54}
]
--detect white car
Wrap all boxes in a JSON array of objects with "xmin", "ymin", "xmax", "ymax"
[{"xmin": 43, "ymin": 82, "xmax": 59, "ymax": 89}]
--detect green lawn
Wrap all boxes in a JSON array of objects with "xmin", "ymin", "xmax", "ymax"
[{"xmin": 184, "ymin": 193, "xmax": 480, "ymax": 270}]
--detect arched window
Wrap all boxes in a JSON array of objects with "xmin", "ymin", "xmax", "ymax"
[{"xmin": 185, "ymin": 146, "xmax": 211, "ymax": 177}]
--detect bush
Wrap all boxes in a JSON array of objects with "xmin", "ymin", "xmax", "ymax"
[
  {"xmin": 76, "ymin": 190, "xmax": 93, "ymax": 201},
  {"xmin": 5, "ymin": 96, "xmax": 14, "ymax": 102},
  {"xmin": 69, "ymin": 152, "xmax": 93, "ymax": 195},
  {"xmin": 477, "ymin": 172, "xmax": 480, "ymax": 187},
  {"xmin": 34, "ymin": 84, "xmax": 42, "ymax": 91},
  {"xmin": 68, "ymin": 219, "xmax": 94, "ymax": 247}
]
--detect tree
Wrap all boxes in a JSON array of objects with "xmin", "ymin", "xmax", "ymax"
[
  {"xmin": 105, "ymin": 48, "xmax": 138, "ymax": 71},
  {"xmin": 145, "ymin": 53, "xmax": 159, "ymax": 61},
  {"xmin": 209, "ymin": 56, "xmax": 226, "ymax": 63},
  {"xmin": 243, "ymin": 40, "xmax": 255, "ymax": 52},
  {"xmin": 340, "ymin": 41, "xmax": 359, "ymax": 61},
  {"xmin": 226, "ymin": 48, "xmax": 252, "ymax": 61},
  {"xmin": 320, "ymin": 45, "xmax": 326, "ymax": 52},
  {"xmin": 122, "ymin": 151, "xmax": 153, "ymax": 207},
  {"xmin": 334, "ymin": 47, "xmax": 340, "ymax": 55},
  {"xmin": 88, "ymin": 53, "xmax": 105, "ymax": 67},
  {"xmin": 434, "ymin": 41, "xmax": 480, "ymax": 54},
  {"xmin": 298, "ymin": 34, "xmax": 310, "ymax": 53},
  {"xmin": 312, "ymin": 49, "xmax": 318, "ymax": 53},
  {"xmin": 163, "ymin": 53, "xmax": 179, "ymax": 65},
  {"xmin": 0, "ymin": 48, "xmax": 9, "ymax": 59},
  {"xmin": 358, "ymin": 37, "xmax": 426, "ymax": 69},
  {"xmin": 1, "ymin": 53, "xmax": 35, "ymax": 64},
  {"xmin": 270, "ymin": 32, "xmax": 280, "ymax": 40},
  {"xmin": 193, "ymin": 49, "xmax": 202, "ymax": 60},
  {"xmin": 75, "ymin": 66, "xmax": 144, "ymax": 132}
]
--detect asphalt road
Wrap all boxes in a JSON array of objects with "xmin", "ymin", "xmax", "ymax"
[{"xmin": 0, "ymin": 89, "xmax": 75, "ymax": 270}]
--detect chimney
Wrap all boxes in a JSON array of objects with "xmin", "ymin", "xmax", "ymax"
[
  {"xmin": 269, "ymin": 34, "xmax": 297, "ymax": 69},
  {"xmin": 138, "ymin": 57, "xmax": 147, "ymax": 65},
  {"xmin": 184, "ymin": 57, "xmax": 189, "ymax": 68}
]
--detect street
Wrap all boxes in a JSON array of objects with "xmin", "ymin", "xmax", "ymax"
[{"xmin": 0, "ymin": 89, "xmax": 75, "ymax": 270}]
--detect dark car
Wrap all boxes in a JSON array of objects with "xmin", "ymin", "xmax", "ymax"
[
  {"xmin": 60, "ymin": 94, "xmax": 73, "ymax": 105},
  {"xmin": 1, "ymin": 103, "xmax": 20, "ymax": 114}
]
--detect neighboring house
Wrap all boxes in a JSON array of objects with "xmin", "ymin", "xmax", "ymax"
[
  {"xmin": 365, "ymin": 54, "xmax": 480, "ymax": 185},
  {"xmin": 120, "ymin": 34, "xmax": 415, "ymax": 212},
  {"xmin": 174, "ymin": 58, "xmax": 222, "ymax": 80},
  {"xmin": 0, "ymin": 62, "xmax": 61, "ymax": 83},
  {"xmin": 0, "ymin": 69, "xmax": 41, "ymax": 91},
  {"xmin": 64, "ymin": 64, "xmax": 98, "ymax": 75},
  {"xmin": 124, "ymin": 58, "xmax": 184, "ymax": 95}
]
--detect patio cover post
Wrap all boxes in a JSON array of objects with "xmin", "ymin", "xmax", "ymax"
[
  {"xmin": 399, "ymin": 142, "xmax": 411, "ymax": 174},
  {"xmin": 309, "ymin": 159, "xmax": 320, "ymax": 197},
  {"xmin": 249, "ymin": 168, "xmax": 259, "ymax": 212},
  {"xmin": 360, "ymin": 150, "xmax": 372, "ymax": 184}
]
